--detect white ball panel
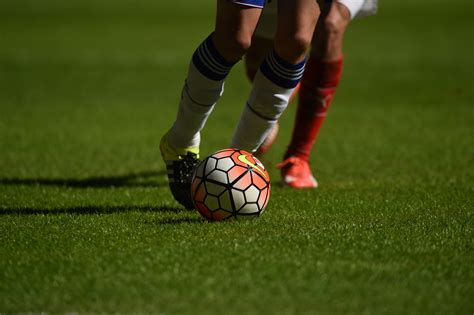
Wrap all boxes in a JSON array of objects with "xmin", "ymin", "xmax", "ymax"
[
  {"xmin": 204, "ymin": 157, "xmax": 218, "ymax": 176},
  {"xmin": 219, "ymin": 190, "xmax": 233, "ymax": 212},
  {"xmin": 204, "ymin": 195, "xmax": 219, "ymax": 211},
  {"xmin": 239, "ymin": 203, "xmax": 259, "ymax": 214},
  {"xmin": 207, "ymin": 169, "xmax": 229, "ymax": 184},
  {"xmin": 205, "ymin": 181, "xmax": 226, "ymax": 196},
  {"xmin": 244, "ymin": 185, "xmax": 260, "ymax": 203},
  {"xmin": 195, "ymin": 160, "xmax": 206, "ymax": 177},
  {"xmin": 232, "ymin": 189, "xmax": 246, "ymax": 210},
  {"xmin": 216, "ymin": 157, "xmax": 235, "ymax": 171}
]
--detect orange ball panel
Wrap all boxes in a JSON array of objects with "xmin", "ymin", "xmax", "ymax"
[
  {"xmin": 191, "ymin": 176, "xmax": 201, "ymax": 197},
  {"xmin": 212, "ymin": 148, "xmax": 237, "ymax": 159},
  {"xmin": 258, "ymin": 187, "xmax": 268, "ymax": 208},
  {"xmin": 212, "ymin": 210, "xmax": 233, "ymax": 221},
  {"xmin": 227, "ymin": 165, "xmax": 248, "ymax": 183},
  {"xmin": 251, "ymin": 171, "xmax": 268, "ymax": 189},
  {"xmin": 193, "ymin": 181, "xmax": 207, "ymax": 203},
  {"xmin": 195, "ymin": 202, "xmax": 212, "ymax": 220},
  {"xmin": 233, "ymin": 172, "xmax": 252, "ymax": 190}
]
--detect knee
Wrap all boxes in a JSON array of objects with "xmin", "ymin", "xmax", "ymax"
[
  {"xmin": 322, "ymin": 8, "xmax": 350, "ymax": 38},
  {"xmin": 292, "ymin": 32, "xmax": 313, "ymax": 56},
  {"xmin": 275, "ymin": 31, "xmax": 313, "ymax": 63},
  {"xmin": 213, "ymin": 31, "xmax": 252, "ymax": 62},
  {"xmin": 233, "ymin": 32, "xmax": 253, "ymax": 56}
]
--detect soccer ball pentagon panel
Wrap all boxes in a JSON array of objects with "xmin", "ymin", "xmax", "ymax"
[{"xmin": 191, "ymin": 148, "xmax": 271, "ymax": 221}]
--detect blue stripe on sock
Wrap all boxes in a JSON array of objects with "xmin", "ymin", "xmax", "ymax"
[
  {"xmin": 203, "ymin": 35, "xmax": 235, "ymax": 68},
  {"xmin": 192, "ymin": 34, "xmax": 235, "ymax": 81},
  {"xmin": 267, "ymin": 51, "xmax": 305, "ymax": 79},
  {"xmin": 260, "ymin": 50, "xmax": 306, "ymax": 89},
  {"xmin": 271, "ymin": 50, "xmax": 306, "ymax": 71}
]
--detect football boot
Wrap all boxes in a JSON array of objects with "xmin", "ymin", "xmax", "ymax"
[
  {"xmin": 160, "ymin": 133, "xmax": 200, "ymax": 209},
  {"xmin": 277, "ymin": 156, "xmax": 318, "ymax": 189}
]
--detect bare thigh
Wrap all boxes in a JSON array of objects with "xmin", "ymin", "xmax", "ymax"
[
  {"xmin": 213, "ymin": 0, "xmax": 263, "ymax": 63},
  {"xmin": 275, "ymin": 0, "xmax": 319, "ymax": 63},
  {"xmin": 311, "ymin": 1, "xmax": 351, "ymax": 60}
]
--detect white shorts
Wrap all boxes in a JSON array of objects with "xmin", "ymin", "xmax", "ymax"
[{"xmin": 254, "ymin": 0, "xmax": 377, "ymax": 39}]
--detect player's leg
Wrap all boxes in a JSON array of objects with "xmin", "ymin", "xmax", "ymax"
[
  {"xmin": 244, "ymin": 36, "xmax": 281, "ymax": 156},
  {"xmin": 231, "ymin": 0, "xmax": 319, "ymax": 152},
  {"xmin": 243, "ymin": 3, "xmax": 280, "ymax": 156},
  {"xmin": 280, "ymin": 0, "xmax": 354, "ymax": 188},
  {"xmin": 274, "ymin": 0, "xmax": 319, "ymax": 63},
  {"xmin": 244, "ymin": 0, "xmax": 277, "ymax": 81},
  {"xmin": 245, "ymin": 36, "xmax": 274, "ymax": 82},
  {"xmin": 166, "ymin": 1, "xmax": 262, "ymax": 150},
  {"xmin": 161, "ymin": 0, "xmax": 262, "ymax": 208}
]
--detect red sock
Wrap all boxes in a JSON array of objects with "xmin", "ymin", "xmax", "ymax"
[{"xmin": 285, "ymin": 57, "xmax": 343, "ymax": 160}]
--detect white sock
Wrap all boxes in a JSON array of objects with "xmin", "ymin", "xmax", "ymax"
[
  {"xmin": 231, "ymin": 50, "xmax": 306, "ymax": 152},
  {"xmin": 169, "ymin": 35, "xmax": 235, "ymax": 149}
]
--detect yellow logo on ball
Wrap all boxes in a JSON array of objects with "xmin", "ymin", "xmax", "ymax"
[{"xmin": 238, "ymin": 154, "xmax": 269, "ymax": 181}]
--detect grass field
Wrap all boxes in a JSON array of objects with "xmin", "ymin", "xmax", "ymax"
[{"xmin": 1, "ymin": 0, "xmax": 473, "ymax": 313}]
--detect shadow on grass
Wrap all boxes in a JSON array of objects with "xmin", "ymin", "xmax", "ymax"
[
  {"xmin": 0, "ymin": 205, "xmax": 186, "ymax": 215},
  {"xmin": 0, "ymin": 170, "xmax": 206, "ymax": 220},
  {"xmin": 0, "ymin": 170, "xmax": 167, "ymax": 188},
  {"xmin": 154, "ymin": 217, "xmax": 205, "ymax": 225}
]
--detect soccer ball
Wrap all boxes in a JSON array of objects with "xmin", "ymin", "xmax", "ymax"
[{"xmin": 191, "ymin": 148, "xmax": 271, "ymax": 221}]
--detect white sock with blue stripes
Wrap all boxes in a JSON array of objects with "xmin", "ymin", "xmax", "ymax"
[
  {"xmin": 169, "ymin": 35, "xmax": 235, "ymax": 149},
  {"xmin": 231, "ymin": 50, "xmax": 306, "ymax": 152}
]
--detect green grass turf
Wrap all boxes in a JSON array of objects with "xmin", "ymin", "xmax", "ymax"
[{"xmin": 1, "ymin": 0, "xmax": 473, "ymax": 313}]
